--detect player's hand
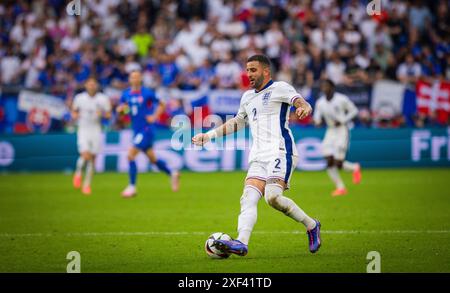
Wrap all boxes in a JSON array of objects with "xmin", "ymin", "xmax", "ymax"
[
  {"xmin": 71, "ymin": 111, "xmax": 79, "ymax": 120},
  {"xmin": 192, "ymin": 133, "xmax": 210, "ymax": 146},
  {"xmin": 146, "ymin": 115, "xmax": 157, "ymax": 124},
  {"xmin": 295, "ymin": 103, "xmax": 312, "ymax": 120},
  {"xmin": 116, "ymin": 104, "xmax": 129, "ymax": 114},
  {"xmin": 334, "ymin": 121, "xmax": 342, "ymax": 127}
]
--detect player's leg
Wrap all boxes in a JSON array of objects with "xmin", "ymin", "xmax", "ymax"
[
  {"xmin": 73, "ymin": 134, "xmax": 88, "ymax": 188},
  {"xmin": 335, "ymin": 162, "xmax": 361, "ymax": 192},
  {"xmin": 323, "ymin": 129, "xmax": 345, "ymax": 194},
  {"xmin": 74, "ymin": 151, "xmax": 90, "ymax": 189},
  {"xmin": 81, "ymin": 152, "xmax": 94, "ymax": 195},
  {"xmin": 331, "ymin": 131, "xmax": 352, "ymax": 195},
  {"xmin": 121, "ymin": 146, "xmax": 140, "ymax": 197},
  {"xmin": 344, "ymin": 160, "xmax": 362, "ymax": 184},
  {"xmin": 213, "ymin": 163, "xmax": 266, "ymax": 256},
  {"xmin": 264, "ymin": 178, "xmax": 316, "ymax": 230},
  {"xmin": 146, "ymin": 148, "xmax": 180, "ymax": 192},
  {"xmin": 264, "ymin": 156, "xmax": 321, "ymax": 252},
  {"xmin": 326, "ymin": 156, "xmax": 346, "ymax": 196},
  {"xmin": 337, "ymin": 127, "xmax": 359, "ymax": 175},
  {"xmin": 335, "ymin": 126, "xmax": 361, "ymax": 183},
  {"xmin": 342, "ymin": 160, "xmax": 358, "ymax": 171},
  {"xmin": 237, "ymin": 178, "xmax": 265, "ymax": 245},
  {"xmin": 146, "ymin": 148, "xmax": 172, "ymax": 176},
  {"xmin": 334, "ymin": 128, "xmax": 361, "ymax": 184},
  {"xmin": 214, "ymin": 178, "xmax": 265, "ymax": 256},
  {"xmin": 81, "ymin": 133, "xmax": 102, "ymax": 195},
  {"xmin": 73, "ymin": 156, "xmax": 85, "ymax": 189}
]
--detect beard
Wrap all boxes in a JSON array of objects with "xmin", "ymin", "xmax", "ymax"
[{"xmin": 252, "ymin": 74, "xmax": 264, "ymax": 89}]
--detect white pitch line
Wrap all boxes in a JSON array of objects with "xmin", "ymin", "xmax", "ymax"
[{"xmin": 1, "ymin": 230, "xmax": 450, "ymax": 238}]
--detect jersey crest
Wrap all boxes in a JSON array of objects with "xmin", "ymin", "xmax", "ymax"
[{"xmin": 262, "ymin": 91, "xmax": 272, "ymax": 106}]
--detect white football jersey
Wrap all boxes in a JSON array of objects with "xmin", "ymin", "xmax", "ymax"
[
  {"xmin": 313, "ymin": 92, "xmax": 358, "ymax": 128},
  {"xmin": 72, "ymin": 92, "xmax": 111, "ymax": 132},
  {"xmin": 237, "ymin": 80, "xmax": 301, "ymax": 162}
]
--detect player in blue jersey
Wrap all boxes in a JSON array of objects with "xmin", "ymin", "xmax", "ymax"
[{"xmin": 117, "ymin": 71, "xmax": 180, "ymax": 197}]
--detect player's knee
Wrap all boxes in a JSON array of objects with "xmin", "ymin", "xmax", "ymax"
[
  {"xmin": 148, "ymin": 155, "xmax": 157, "ymax": 164},
  {"xmin": 264, "ymin": 184, "xmax": 283, "ymax": 209},
  {"xmin": 241, "ymin": 186, "xmax": 262, "ymax": 203},
  {"xmin": 146, "ymin": 150, "xmax": 157, "ymax": 164},
  {"xmin": 326, "ymin": 156, "xmax": 334, "ymax": 168},
  {"xmin": 245, "ymin": 178, "xmax": 265, "ymax": 194},
  {"xmin": 127, "ymin": 151, "xmax": 137, "ymax": 161}
]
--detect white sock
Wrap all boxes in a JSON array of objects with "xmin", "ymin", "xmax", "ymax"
[
  {"xmin": 237, "ymin": 186, "xmax": 261, "ymax": 245},
  {"xmin": 343, "ymin": 161, "xmax": 358, "ymax": 172},
  {"xmin": 327, "ymin": 167, "xmax": 345, "ymax": 189},
  {"xmin": 83, "ymin": 160, "xmax": 94, "ymax": 187},
  {"xmin": 264, "ymin": 184, "xmax": 316, "ymax": 230},
  {"xmin": 75, "ymin": 157, "xmax": 85, "ymax": 175}
]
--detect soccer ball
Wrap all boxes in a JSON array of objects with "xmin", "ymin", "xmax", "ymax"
[{"xmin": 205, "ymin": 232, "xmax": 232, "ymax": 259}]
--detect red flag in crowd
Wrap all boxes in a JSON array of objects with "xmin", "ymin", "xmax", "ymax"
[{"xmin": 416, "ymin": 80, "xmax": 450, "ymax": 125}]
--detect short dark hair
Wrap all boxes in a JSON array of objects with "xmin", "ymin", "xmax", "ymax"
[
  {"xmin": 322, "ymin": 78, "xmax": 335, "ymax": 89},
  {"xmin": 247, "ymin": 54, "xmax": 271, "ymax": 68},
  {"xmin": 86, "ymin": 75, "xmax": 98, "ymax": 83}
]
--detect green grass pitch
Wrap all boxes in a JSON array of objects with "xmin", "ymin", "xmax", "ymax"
[{"xmin": 0, "ymin": 168, "xmax": 449, "ymax": 272}]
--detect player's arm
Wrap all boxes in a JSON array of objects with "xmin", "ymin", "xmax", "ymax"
[
  {"xmin": 192, "ymin": 115, "xmax": 246, "ymax": 146},
  {"xmin": 275, "ymin": 82, "xmax": 312, "ymax": 120},
  {"xmin": 116, "ymin": 92, "xmax": 129, "ymax": 114},
  {"xmin": 193, "ymin": 94, "xmax": 248, "ymax": 146},
  {"xmin": 292, "ymin": 96, "xmax": 312, "ymax": 120},
  {"xmin": 100, "ymin": 96, "xmax": 112, "ymax": 120},
  {"xmin": 339, "ymin": 97, "xmax": 358, "ymax": 124},
  {"xmin": 102, "ymin": 110, "xmax": 112, "ymax": 119},
  {"xmin": 146, "ymin": 101, "xmax": 165, "ymax": 124},
  {"xmin": 313, "ymin": 102, "xmax": 323, "ymax": 127},
  {"xmin": 71, "ymin": 96, "xmax": 80, "ymax": 120},
  {"xmin": 71, "ymin": 109, "xmax": 79, "ymax": 120}
]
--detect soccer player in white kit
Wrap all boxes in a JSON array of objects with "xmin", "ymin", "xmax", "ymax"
[
  {"xmin": 71, "ymin": 77, "xmax": 111, "ymax": 195},
  {"xmin": 313, "ymin": 79, "xmax": 362, "ymax": 197},
  {"xmin": 192, "ymin": 55, "xmax": 321, "ymax": 256}
]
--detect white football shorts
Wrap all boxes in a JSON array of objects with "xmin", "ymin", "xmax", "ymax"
[
  {"xmin": 77, "ymin": 130, "xmax": 102, "ymax": 154},
  {"xmin": 322, "ymin": 126, "xmax": 349, "ymax": 161},
  {"xmin": 245, "ymin": 153, "xmax": 298, "ymax": 190}
]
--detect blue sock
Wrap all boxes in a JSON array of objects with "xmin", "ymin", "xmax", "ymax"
[
  {"xmin": 129, "ymin": 160, "xmax": 137, "ymax": 185},
  {"xmin": 156, "ymin": 159, "xmax": 172, "ymax": 176}
]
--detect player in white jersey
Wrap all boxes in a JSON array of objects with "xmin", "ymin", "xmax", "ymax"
[
  {"xmin": 71, "ymin": 77, "xmax": 111, "ymax": 195},
  {"xmin": 313, "ymin": 79, "xmax": 362, "ymax": 197},
  {"xmin": 192, "ymin": 55, "xmax": 321, "ymax": 256}
]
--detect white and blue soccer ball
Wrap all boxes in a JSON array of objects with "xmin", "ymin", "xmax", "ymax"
[{"xmin": 205, "ymin": 232, "xmax": 231, "ymax": 259}]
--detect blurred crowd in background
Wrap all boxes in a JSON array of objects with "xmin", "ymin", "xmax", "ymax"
[{"xmin": 0, "ymin": 0, "xmax": 449, "ymax": 133}]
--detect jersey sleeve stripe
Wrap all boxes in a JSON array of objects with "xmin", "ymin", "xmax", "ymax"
[
  {"xmin": 290, "ymin": 95, "xmax": 302, "ymax": 105},
  {"xmin": 280, "ymin": 103, "xmax": 294, "ymax": 183}
]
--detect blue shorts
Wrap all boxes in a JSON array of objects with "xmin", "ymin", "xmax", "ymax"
[{"xmin": 132, "ymin": 130, "xmax": 155, "ymax": 151}]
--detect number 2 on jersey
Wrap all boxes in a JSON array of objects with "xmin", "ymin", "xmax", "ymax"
[
  {"xmin": 274, "ymin": 158, "xmax": 281, "ymax": 170},
  {"xmin": 252, "ymin": 108, "xmax": 257, "ymax": 121}
]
